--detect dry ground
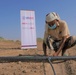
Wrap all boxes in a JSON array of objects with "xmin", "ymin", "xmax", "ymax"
[{"xmin": 0, "ymin": 40, "xmax": 76, "ymax": 75}]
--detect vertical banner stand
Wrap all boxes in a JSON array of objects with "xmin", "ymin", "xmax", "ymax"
[{"xmin": 20, "ymin": 10, "xmax": 37, "ymax": 49}]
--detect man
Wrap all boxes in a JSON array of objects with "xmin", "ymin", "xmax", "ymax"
[{"xmin": 43, "ymin": 12, "xmax": 76, "ymax": 56}]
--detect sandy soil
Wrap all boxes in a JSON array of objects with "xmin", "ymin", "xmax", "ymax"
[{"xmin": 0, "ymin": 40, "xmax": 76, "ymax": 75}]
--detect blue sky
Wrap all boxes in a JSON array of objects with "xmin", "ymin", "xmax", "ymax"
[{"xmin": 0, "ymin": 0, "xmax": 76, "ymax": 40}]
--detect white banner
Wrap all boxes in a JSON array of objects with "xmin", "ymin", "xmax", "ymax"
[{"xmin": 20, "ymin": 10, "xmax": 37, "ymax": 49}]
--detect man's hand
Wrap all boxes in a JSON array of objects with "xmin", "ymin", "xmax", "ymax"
[{"xmin": 53, "ymin": 52, "xmax": 58, "ymax": 56}]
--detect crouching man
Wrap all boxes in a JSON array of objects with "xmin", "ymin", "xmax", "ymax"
[{"xmin": 43, "ymin": 12, "xmax": 76, "ymax": 56}]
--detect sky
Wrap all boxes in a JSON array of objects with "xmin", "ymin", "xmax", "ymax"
[{"xmin": 0, "ymin": 0, "xmax": 76, "ymax": 40}]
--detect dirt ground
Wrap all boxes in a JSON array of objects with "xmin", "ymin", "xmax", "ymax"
[{"xmin": 0, "ymin": 40, "xmax": 76, "ymax": 75}]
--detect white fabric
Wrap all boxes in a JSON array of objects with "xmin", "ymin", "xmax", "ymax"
[{"xmin": 46, "ymin": 12, "xmax": 60, "ymax": 22}]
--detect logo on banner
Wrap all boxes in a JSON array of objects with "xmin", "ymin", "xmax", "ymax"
[
  {"xmin": 26, "ymin": 17, "xmax": 34, "ymax": 19},
  {"xmin": 22, "ymin": 16, "xmax": 34, "ymax": 25},
  {"xmin": 22, "ymin": 16, "xmax": 34, "ymax": 20}
]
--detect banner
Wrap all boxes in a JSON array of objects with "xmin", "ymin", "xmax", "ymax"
[{"xmin": 20, "ymin": 10, "xmax": 37, "ymax": 49}]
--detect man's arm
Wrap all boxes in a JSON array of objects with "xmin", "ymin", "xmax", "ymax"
[{"xmin": 53, "ymin": 36, "xmax": 68, "ymax": 56}]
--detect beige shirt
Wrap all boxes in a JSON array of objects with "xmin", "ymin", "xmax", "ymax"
[{"xmin": 44, "ymin": 20, "xmax": 70, "ymax": 42}]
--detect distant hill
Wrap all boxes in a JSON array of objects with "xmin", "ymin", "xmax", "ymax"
[
  {"xmin": 0, "ymin": 37, "xmax": 4, "ymax": 40},
  {"xmin": 0, "ymin": 37, "xmax": 43, "ymax": 42}
]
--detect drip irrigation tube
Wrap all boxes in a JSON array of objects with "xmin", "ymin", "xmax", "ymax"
[{"xmin": 0, "ymin": 55, "xmax": 76, "ymax": 62}]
